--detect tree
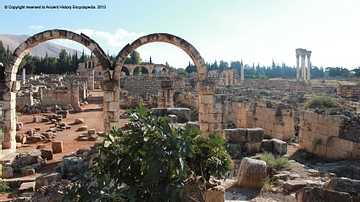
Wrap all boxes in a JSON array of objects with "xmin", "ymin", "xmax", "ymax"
[
  {"xmin": 185, "ymin": 62, "xmax": 197, "ymax": 74},
  {"xmin": 66, "ymin": 105, "xmax": 232, "ymax": 201},
  {"xmin": 130, "ymin": 51, "xmax": 142, "ymax": 64},
  {"xmin": 352, "ymin": 67, "xmax": 360, "ymax": 78}
]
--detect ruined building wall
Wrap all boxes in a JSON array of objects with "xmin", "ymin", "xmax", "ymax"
[
  {"xmin": 243, "ymin": 79, "xmax": 296, "ymax": 90},
  {"xmin": 41, "ymin": 82, "xmax": 80, "ymax": 107},
  {"xmin": 299, "ymin": 111, "xmax": 360, "ymax": 159},
  {"xmin": 227, "ymin": 99, "xmax": 295, "ymax": 140},
  {"xmin": 175, "ymin": 92, "xmax": 198, "ymax": 108},
  {"xmin": 246, "ymin": 100, "xmax": 295, "ymax": 140},
  {"xmin": 227, "ymin": 100, "xmax": 247, "ymax": 128},
  {"xmin": 16, "ymin": 93, "xmax": 33, "ymax": 109},
  {"xmin": 120, "ymin": 76, "xmax": 185, "ymax": 96},
  {"xmin": 337, "ymin": 84, "xmax": 360, "ymax": 98}
]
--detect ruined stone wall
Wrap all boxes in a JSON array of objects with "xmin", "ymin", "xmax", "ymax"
[
  {"xmin": 246, "ymin": 100, "xmax": 295, "ymax": 140},
  {"xmin": 337, "ymin": 84, "xmax": 360, "ymax": 98},
  {"xmin": 243, "ymin": 79, "xmax": 296, "ymax": 90},
  {"xmin": 120, "ymin": 76, "xmax": 185, "ymax": 96},
  {"xmin": 299, "ymin": 111, "xmax": 360, "ymax": 159},
  {"xmin": 175, "ymin": 92, "xmax": 198, "ymax": 108},
  {"xmin": 41, "ymin": 82, "xmax": 79, "ymax": 107},
  {"xmin": 227, "ymin": 100, "xmax": 247, "ymax": 128},
  {"xmin": 225, "ymin": 99, "xmax": 295, "ymax": 140},
  {"xmin": 16, "ymin": 93, "xmax": 33, "ymax": 110}
]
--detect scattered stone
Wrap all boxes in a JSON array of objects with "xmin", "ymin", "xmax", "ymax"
[
  {"xmin": 204, "ymin": 186, "xmax": 225, "ymax": 202},
  {"xmin": 296, "ymin": 187, "xmax": 352, "ymax": 202},
  {"xmin": 16, "ymin": 122, "xmax": 24, "ymax": 131},
  {"xmin": 89, "ymin": 134, "xmax": 98, "ymax": 141},
  {"xmin": 41, "ymin": 117, "xmax": 49, "ymax": 122},
  {"xmin": 18, "ymin": 182, "xmax": 36, "ymax": 193},
  {"xmin": 87, "ymin": 129, "xmax": 96, "ymax": 135},
  {"xmin": 28, "ymin": 150, "xmax": 43, "ymax": 164},
  {"xmin": 224, "ymin": 128, "xmax": 247, "ymax": 144},
  {"xmin": 283, "ymin": 180, "xmax": 307, "ymax": 192},
  {"xmin": 74, "ymin": 118, "xmax": 84, "ymax": 124},
  {"xmin": 78, "ymin": 125, "xmax": 88, "ymax": 131},
  {"xmin": 35, "ymin": 173, "xmax": 61, "ymax": 190},
  {"xmin": 325, "ymin": 177, "xmax": 360, "ymax": 196},
  {"xmin": 16, "ymin": 134, "xmax": 27, "ymax": 144},
  {"xmin": 21, "ymin": 167, "xmax": 36, "ymax": 176},
  {"xmin": 52, "ymin": 141, "xmax": 63, "ymax": 154},
  {"xmin": 40, "ymin": 149, "xmax": 53, "ymax": 160},
  {"xmin": 237, "ymin": 157, "xmax": 267, "ymax": 188},
  {"xmin": 36, "ymin": 144, "xmax": 46, "ymax": 149},
  {"xmin": 2, "ymin": 166, "xmax": 14, "ymax": 178}
]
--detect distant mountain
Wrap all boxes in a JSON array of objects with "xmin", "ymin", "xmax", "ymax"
[{"xmin": 0, "ymin": 34, "xmax": 82, "ymax": 58}]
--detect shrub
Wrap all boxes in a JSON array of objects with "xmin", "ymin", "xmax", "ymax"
[
  {"xmin": 257, "ymin": 152, "xmax": 290, "ymax": 170},
  {"xmin": 69, "ymin": 104, "xmax": 231, "ymax": 201},
  {"xmin": 304, "ymin": 96, "xmax": 340, "ymax": 109},
  {"xmin": 0, "ymin": 181, "xmax": 11, "ymax": 194}
]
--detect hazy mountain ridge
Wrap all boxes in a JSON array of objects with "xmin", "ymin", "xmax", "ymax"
[{"xmin": 0, "ymin": 34, "xmax": 82, "ymax": 58}]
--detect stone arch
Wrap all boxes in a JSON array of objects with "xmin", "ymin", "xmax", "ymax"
[
  {"xmin": 114, "ymin": 33, "xmax": 207, "ymax": 81},
  {"xmin": 8, "ymin": 29, "xmax": 112, "ymax": 81},
  {"xmin": 2, "ymin": 29, "xmax": 112, "ymax": 150}
]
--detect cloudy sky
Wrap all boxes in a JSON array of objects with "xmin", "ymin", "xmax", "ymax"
[{"xmin": 1, "ymin": 0, "xmax": 359, "ymax": 69}]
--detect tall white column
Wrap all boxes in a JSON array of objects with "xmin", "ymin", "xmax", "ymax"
[
  {"xmin": 296, "ymin": 55, "xmax": 300, "ymax": 80},
  {"xmin": 301, "ymin": 54, "xmax": 306, "ymax": 81},
  {"xmin": 241, "ymin": 64, "xmax": 244, "ymax": 82},
  {"xmin": 306, "ymin": 52, "xmax": 311, "ymax": 81},
  {"xmin": 22, "ymin": 68, "xmax": 26, "ymax": 84}
]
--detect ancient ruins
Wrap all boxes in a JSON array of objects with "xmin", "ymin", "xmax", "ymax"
[{"xmin": 1, "ymin": 29, "xmax": 360, "ymax": 201}]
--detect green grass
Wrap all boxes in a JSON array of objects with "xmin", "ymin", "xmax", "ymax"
[
  {"xmin": 257, "ymin": 152, "xmax": 290, "ymax": 170},
  {"xmin": 304, "ymin": 96, "xmax": 340, "ymax": 109}
]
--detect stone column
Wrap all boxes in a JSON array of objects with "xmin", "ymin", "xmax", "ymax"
[
  {"xmin": 306, "ymin": 51, "xmax": 311, "ymax": 81},
  {"xmin": 2, "ymin": 91, "xmax": 17, "ymax": 150},
  {"xmin": 296, "ymin": 54, "xmax": 300, "ymax": 80},
  {"xmin": 70, "ymin": 81, "xmax": 80, "ymax": 108},
  {"xmin": 101, "ymin": 80, "xmax": 120, "ymax": 132},
  {"xmin": 158, "ymin": 80, "xmax": 174, "ymax": 108},
  {"xmin": 22, "ymin": 68, "xmax": 26, "ymax": 84},
  {"xmin": 301, "ymin": 54, "xmax": 306, "ymax": 81},
  {"xmin": 241, "ymin": 64, "xmax": 244, "ymax": 83},
  {"xmin": 196, "ymin": 80, "xmax": 228, "ymax": 138},
  {"xmin": 87, "ymin": 70, "xmax": 94, "ymax": 90},
  {"xmin": 225, "ymin": 72, "xmax": 229, "ymax": 85}
]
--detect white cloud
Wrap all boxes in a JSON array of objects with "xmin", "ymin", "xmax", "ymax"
[
  {"xmin": 74, "ymin": 28, "xmax": 146, "ymax": 50},
  {"xmin": 28, "ymin": 25, "xmax": 44, "ymax": 30}
]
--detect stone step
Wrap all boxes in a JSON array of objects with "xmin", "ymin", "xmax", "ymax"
[{"xmin": 2, "ymin": 173, "xmax": 42, "ymax": 188}]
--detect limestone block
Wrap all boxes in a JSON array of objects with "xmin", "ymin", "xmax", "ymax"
[
  {"xmin": 224, "ymin": 128, "xmax": 247, "ymax": 144},
  {"xmin": 35, "ymin": 173, "xmax": 61, "ymax": 190},
  {"xmin": 326, "ymin": 146, "xmax": 349, "ymax": 160},
  {"xmin": 109, "ymin": 101, "xmax": 119, "ymax": 112},
  {"xmin": 52, "ymin": 141, "xmax": 63, "ymax": 154},
  {"xmin": 21, "ymin": 167, "xmax": 36, "ymax": 176},
  {"xmin": 246, "ymin": 128, "xmax": 264, "ymax": 142},
  {"xmin": 271, "ymin": 138, "xmax": 287, "ymax": 155},
  {"xmin": 299, "ymin": 138, "xmax": 313, "ymax": 152},
  {"xmin": 331, "ymin": 137, "xmax": 353, "ymax": 153},
  {"xmin": 237, "ymin": 157, "xmax": 267, "ymax": 189},
  {"xmin": 200, "ymin": 95, "xmax": 214, "ymax": 104},
  {"xmin": 295, "ymin": 187, "xmax": 352, "ymax": 202},
  {"xmin": 313, "ymin": 142, "xmax": 327, "ymax": 157},
  {"xmin": 244, "ymin": 142, "xmax": 261, "ymax": 154},
  {"xmin": 261, "ymin": 139, "xmax": 273, "ymax": 153}
]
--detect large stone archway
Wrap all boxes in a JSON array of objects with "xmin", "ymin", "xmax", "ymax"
[
  {"xmin": 2, "ymin": 29, "xmax": 111, "ymax": 150},
  {"xmin": 109, "ymin": 33, "xmax": 227, "ymax": 137}
]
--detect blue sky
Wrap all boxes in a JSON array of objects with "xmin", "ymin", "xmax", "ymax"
[{"xmin": 1, "ymin": 0, "xmax": 359, "ymax": 69}]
